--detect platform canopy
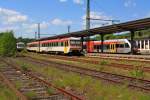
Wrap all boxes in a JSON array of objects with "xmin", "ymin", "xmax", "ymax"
[{"xmin": 39, "ymin": 17, "xmax": 150, "ymax": 41}]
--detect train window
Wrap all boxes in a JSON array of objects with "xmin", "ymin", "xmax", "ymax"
[
  {"xmin": 58, "ymin": 42, "xmax": 60, "ymax": 47},
  {"xmin": 119, "ymin": 44, "xmax": 124, "ymax": 48},
  {"xmin": 116, "ymin": 44, "xmax": 119, "ymax": 48},
  {"xmin": 125, "ymin": 43, "xmax": 129, "ymax": 48},
  {"xmin": 106, "ymin": 45, "xmax": 110, "ymax": 49},
  {"xmin": 61, "ymin": 42, "xmax": 63, "ymax": 46},
  {"xmin": 94, "ymin": 45, "xmax": 97, "ymax": 49}
]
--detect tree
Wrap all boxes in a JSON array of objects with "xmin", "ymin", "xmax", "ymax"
[{"xmin": 0, "ymin": 31, "xmax": 16, "ymax": 56}]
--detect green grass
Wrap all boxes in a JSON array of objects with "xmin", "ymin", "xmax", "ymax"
[
  {"xmin": 26, "ymin": 53, "xmax": 150, "ymax": 80},
  {"xmin": 12, "ymin": 57, "xmax": 150, "ymax": 100},
  {"xmin": 0, "ymin": 83, "xmax": 18, "ymax": 100},
  {"xmin": 25, "ymin": 91, "xmax": 37, "ymax": 99}
]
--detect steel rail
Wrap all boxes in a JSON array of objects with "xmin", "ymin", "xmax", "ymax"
[
  {"xmin": 23, "ymin": 56, "xmax": 150, "ymax": 92},
  {"xmin": 2, "ymin": 59, "xmax": 84, "ymax": 100}
]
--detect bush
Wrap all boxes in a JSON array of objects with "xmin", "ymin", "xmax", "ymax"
[
  {"xmin": 0, "ymin": 31, "xmax": 16, "ymax": 57},
  {"xmin": 21, "ymin": 63, "xmax": 28, "ymax": 71}
]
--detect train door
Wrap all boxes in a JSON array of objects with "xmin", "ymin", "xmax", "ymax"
[
  {"xmin": 86, "ymin": 41, "xmax": 94, "ymax": 53},
  {"xmin": 64, "ymin": 41, "xmax": 68, "ymax": 54},
  {"xmin": 110, "ymin": 44, "xmax": 116, "ymax": 53}
]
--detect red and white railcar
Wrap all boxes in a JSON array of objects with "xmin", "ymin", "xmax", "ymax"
[{"xmin": 27, "ymin": 37, "xmax": 81, "ymax": 54}]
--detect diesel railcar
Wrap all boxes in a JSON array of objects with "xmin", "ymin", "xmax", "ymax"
[
  {"xmin": 27, "ymin": 37, "xmax": 81, "ymax": 54},
  {"xmin": 16, "ymin": 42, "xmax": 25, "ymax": 51}
]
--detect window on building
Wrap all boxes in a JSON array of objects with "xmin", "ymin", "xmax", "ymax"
[{"xmin": 145, "ymin": 40, "xmax": 148, "ymax": 49}]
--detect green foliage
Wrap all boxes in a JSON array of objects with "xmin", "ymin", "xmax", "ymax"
[
  {"xmin": 46, "ymin": 88, "xmax": 56, "ymax": 94},
  {"xmin": 15, "ymin": 81, "xmax": 23, "ymax": 89},
  {"xmin": 25, "ymin": 91, "xmax": 37, "ymax": 99},
  {"xmin": 0, "ymin": 83, "xmax": 17, "ymax": 100},
  {"xmin": 0, "ymin": 31, "xmax": 16, "ymax": 57},
  {"xmin": 17, "ymin": 37, "xmax": 35, "ymax": 45},
  {"xmin": 130, "ymin": 66, "xmax": 144, "ymax": 79},
  {"xmin": 93, "ymin": 28, "xmax": 150, "ymax": 40},
  {"xmin": 100, "ymin": 61, "xmax": 108, "ymax": 65},
  {"xmin": 21, "ymin": 63, "xmax": 28, "ymax": 71}
]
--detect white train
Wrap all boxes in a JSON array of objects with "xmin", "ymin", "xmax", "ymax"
[
  {"xmin": 83, "ymin": 39, "xmax": 138, "ymax": 54},
  {"xmin": 136, "ymin": 38, "xmax": 150, "ymax": 54},
  {"xmin": 16, "ymin": 42, "xmax": 25, "ymax": 51},
  {"xmin": 27, "ymin": 37, "xmax": 81, "ymax": 54}
]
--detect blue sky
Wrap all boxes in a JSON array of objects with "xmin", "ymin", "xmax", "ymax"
[{"xmin": 0, "ymin": 0, "xmax": 150, "ymax": 38}]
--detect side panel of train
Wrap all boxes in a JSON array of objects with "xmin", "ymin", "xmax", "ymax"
[
  {"xmin": 27, "ymin": 38, "xmax": 81, "ymax": 54},
  {"xmin": 83, "ymin": 39, "xmax": 133, "ymax": 54},
  {"xmin": 136, "ymin": 39, "xmax": 150, "ymax": 54}
]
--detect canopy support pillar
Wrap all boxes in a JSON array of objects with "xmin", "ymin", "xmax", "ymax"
[
  {"xmin": 101, "ymin": 34, "xmax": 104, "ymax": 53},
  {"xmin": 130, "ymin": 30, "xmax": 135, "ymax": 54}
]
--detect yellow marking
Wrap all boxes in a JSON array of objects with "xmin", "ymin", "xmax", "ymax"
[{"xmin": 64, "ymin": 47, "xmax": 67, "ymax": 54}]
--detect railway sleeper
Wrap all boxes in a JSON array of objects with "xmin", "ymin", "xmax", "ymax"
[
  {"xmin": 20, "ymin": 87, "xmax": 47, "ymax": 92},
  {"xmin": 32, "ymin": 94, "xmax": 66, "ymax": 100}
]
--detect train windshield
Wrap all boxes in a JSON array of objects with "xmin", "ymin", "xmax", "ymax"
[
  {"xmin": 70, "ymin": 40, "xmax": 81, "ymax": 46},
  {"xmin": 17, "ymin": 43, "xmax": 25, "ymax": 47}
]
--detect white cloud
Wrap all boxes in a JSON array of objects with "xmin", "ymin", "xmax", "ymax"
[
  {"xmin": 51, "ymin": 18, "xmax": 72, "ymax": 26},
  {"xmin": 59, "ymin": 0, "xmax": 83, "ymax": 4},
  {"xmin": 59, "ymin": 0, "xmax": 67, "ymax": 2},
  {"xmin": 0, "ymin": 8, "xmax": 28, "ymax": 24},
  {"xmin": 22, "ymin": 21, "xmax": 50, "ymax": 33},
  {"xmin": 124, "ymin": 0, "xmax": 136, "ymax": 7},
  {"xmin": 73, "ymin": 0, "xmax": 83, "ymax": 4},
  {"xmin": 0, "ymin": 26, "xmax": 19, "ymax": 32}
]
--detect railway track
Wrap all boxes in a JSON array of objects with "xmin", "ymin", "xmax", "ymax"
[
  {"xmin": 86, "ymin": 53, "xmax": 150, "ymax": 63},
  {"xmin": 38, "ymin": 54, "xmax": 150, "ymax": 73},
  {"xmin": 22, "ymin": 56, "xmax": 150, "ymax": 92},
  {"xmin": 0, "ymin": 59, "xmax": 84, "ymax": 100}
]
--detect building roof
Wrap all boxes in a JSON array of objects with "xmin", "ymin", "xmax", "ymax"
[{"xmin": 39, "ymin": 17, "xmax": 150, "ymax": 41}]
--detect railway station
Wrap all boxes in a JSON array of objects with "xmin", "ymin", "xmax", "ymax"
[
  {"xmin": 0, "ymin": 0, "xmax": 150, "ymax": 100},
  {"xmin": 37, "ymin": 17, "xmax": 150, "ymax": 55}
]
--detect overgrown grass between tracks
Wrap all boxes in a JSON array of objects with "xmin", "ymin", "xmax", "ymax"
[{"xmin": 12, "ymin": 57, "xmax": 150, "ymax": 100}]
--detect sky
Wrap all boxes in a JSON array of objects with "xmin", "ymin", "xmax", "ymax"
[{"xmin": 0, "ymin": 0, "xmax": 150, "ymax": 38}]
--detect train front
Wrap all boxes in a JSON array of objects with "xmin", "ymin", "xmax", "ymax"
[{"xmin": 69, "ymin": 37, "xmax": 82, "ymax": 54}]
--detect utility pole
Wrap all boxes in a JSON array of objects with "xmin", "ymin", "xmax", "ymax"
[
  {"xmin": 38, "ymin": 23, "xmax": 40, "ymax": 52},
  {"xmin": 85, "ymin": 0, "xmax": 90, "ymax": 53},
  {"xmin": 68, "ymin": 25, "xmax": 70, "ymax": 33},
  {"xmin": 35, "ymin": 32, "xmax": 37, "ymax": 40},
  {"xmin": 86, "ymin": 0, "xmax": 90, "ymax": 30}
]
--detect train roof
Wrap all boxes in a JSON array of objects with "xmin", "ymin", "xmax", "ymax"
[
  {"xmin": 17, "ymin": 42, "xmax": 25, "ymax": 44},
  {"xmin": 27, "ymin": 37, "xmax": 81, "ymax": 45}
]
